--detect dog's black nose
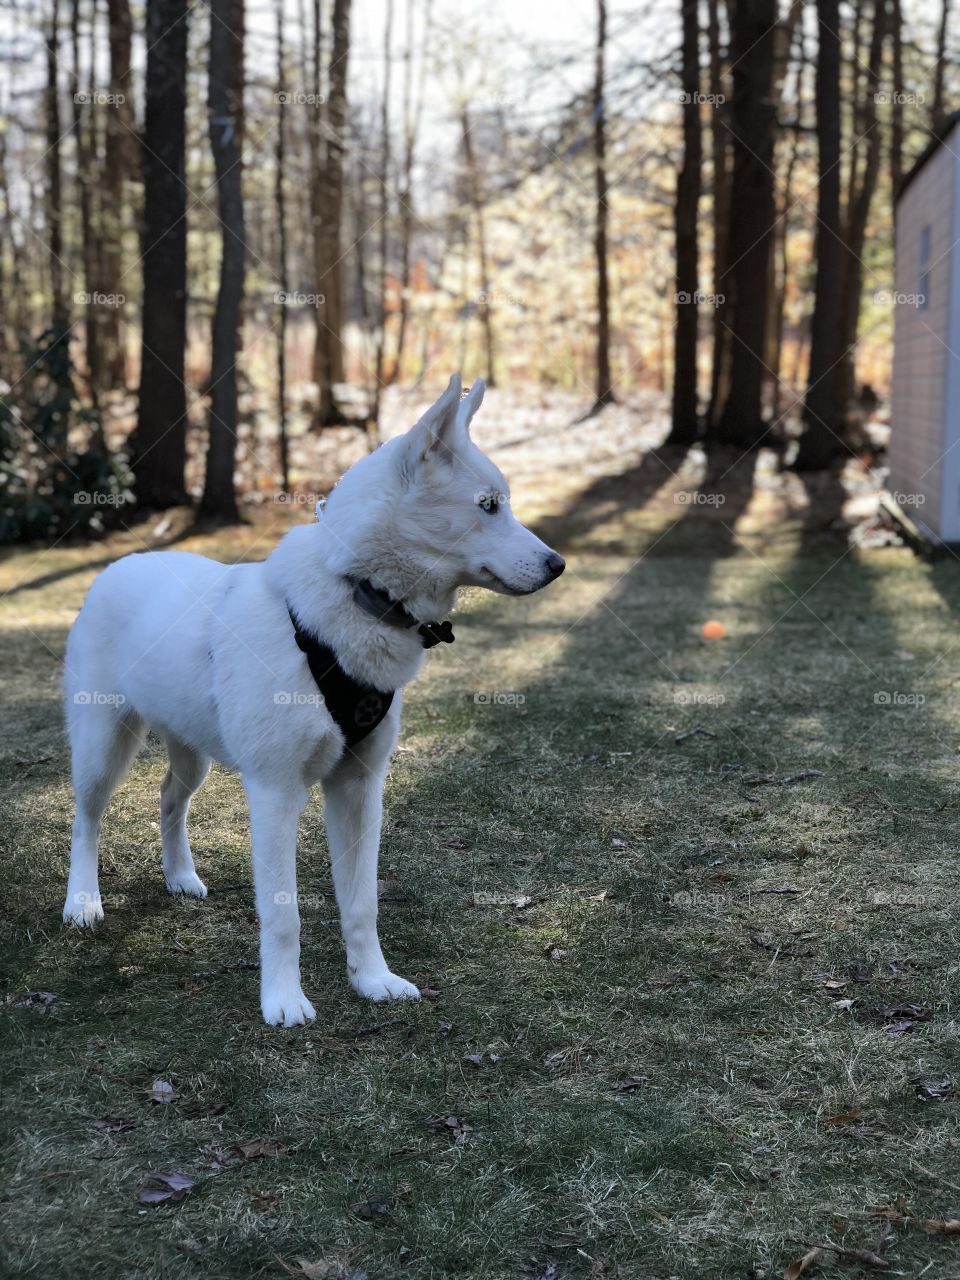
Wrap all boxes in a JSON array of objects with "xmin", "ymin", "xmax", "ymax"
[{"xmin": 545, "ymin": 552, "xmax": 566, "ymax": 578}]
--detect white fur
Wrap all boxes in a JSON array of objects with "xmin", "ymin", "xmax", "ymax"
[{"xmin": 61, "ymin": 375, "xmax": 564, "ymax": 1025}]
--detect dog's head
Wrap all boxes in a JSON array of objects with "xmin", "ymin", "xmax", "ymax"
[{"xmin": 387, "ymin": 374, "xmax": 565, "ymax": 596}]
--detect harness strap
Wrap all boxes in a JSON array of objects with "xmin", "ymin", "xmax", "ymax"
[{"xmin": 288, "ymin": 607, "xmax": 395, "ymax": 749}]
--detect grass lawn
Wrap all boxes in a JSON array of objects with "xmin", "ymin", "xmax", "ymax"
[{"xmin": 2, "ymin": 443, "xmax": 960, "ymax": 1279}]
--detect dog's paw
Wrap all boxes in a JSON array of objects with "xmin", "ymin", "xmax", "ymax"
[
  {"xmin": 63, "ymin": 892, "xmax": 104, "ymax": 926},
  {"xmin": 165, "ymin": 871, "xmax": 208, "ymax": 899},
  {"xmin": 261, "ymin": 987, "xmax": 317, "ymax": 1027},
  {"xmin": 351, "ymin": 969, "xmax": 422, "ymax": 1002}
]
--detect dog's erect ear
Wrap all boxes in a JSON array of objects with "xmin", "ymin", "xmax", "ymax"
[
  {"xmin": 398, "ymin": 374, "xmax": 464, "ymax": 476},
  {"xmin": 456, "ymin": 378, "xmax": 485, "ymax": 436}
]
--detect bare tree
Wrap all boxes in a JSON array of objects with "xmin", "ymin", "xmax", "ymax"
[
  {"xmin": 390, "ymin": 0, "xmax": 432, "ymax": 384},
  {"xmin": 460, "ymin": 105, "xmax": 496, "ymax": 386},
  {"xmin": 592, "ymin": 0, "xmax": 613, "ymax": 408},
  {"xmin": 134, "ymin": 0, "xmax": 189, "ymax": 508},
  {"xmin": 715, "ymin": 0, "xmax": 777, "ymax": 447},
  {"xmin": 46, "ymin": 0, "xmax": 68, "ymax": 340},
  {"xmin": 705, "ymin": 0, "xmax": 730, "ymax": 429},
  {"xmin": 102, "ymin": 0, "xmax": 136, "ymax": 387},
  {"xmin": 71, "ymin": 0, "xmax": 102, "ymax": 396},
  {"xmin": 933, "ymin": 0, "xmax": 952, "ymax": 125},
  {"xmin": 795, "ymin": 0, "xmax": 845, "ymax": 470},
  {"xmin": 314, "ymin": 0, "xmax": 353, "ymax": 425},
  {"xmin": 836, "ymin": 0, "xmax": 884, "ymax": 413},
  {"xmin": 275, "ymin": 0, "xmax": 289, "ymax": 493},
  {"xmin": 201, "ymin": 0, "xmax": 246, "ymax": 520},
  {"xmin": 372, "ymin": 0, "xmax": 393, "ymax": 424},
  {"xmin": 667, "ymin": 0, "xmax": 702, "ymax": 446}
]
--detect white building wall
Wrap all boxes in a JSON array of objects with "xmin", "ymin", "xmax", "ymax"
[{"xmin": 889, "ymin": 132, "xmax": 955, "ymax": 537}]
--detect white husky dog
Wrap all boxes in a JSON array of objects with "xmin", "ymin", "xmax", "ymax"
[{"xmin": 62, "ymin": 375, "xmax": 565, "ymax": 1025}]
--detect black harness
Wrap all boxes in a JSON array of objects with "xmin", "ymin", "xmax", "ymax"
[{"xmin": 287, "ymin": 578, "xmax": 454, "ymax": 751}]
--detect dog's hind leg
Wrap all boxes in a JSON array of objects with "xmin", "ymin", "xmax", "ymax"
[
  {"xmin": 323, "ymin": 758, "xmax": 420, "ymax": 1003},
  {"xmin": 244, "ymin": 777, "xmax": 316, "ymax": 1027},
  {"xmin": 161, "ymin": 739, "xmax": 210, "ymax": 898},
  {"xmin": 63, "ymin": 705, "xmax": 146, "ymax": 925}
]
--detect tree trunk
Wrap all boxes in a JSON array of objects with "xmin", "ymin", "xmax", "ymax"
[
  {"xmin": 836, "ymin": 0, "xmax": 884, "ymax": 413},
  {"xmin": 200, "ymin": 0, "xmax": 246, "ymax": 520},
  {"xmin": 46, "ymin": 0, "xmax": 68, "ymax": 341},
  {"xmin": 314, "ymin": 0, "xmax": 352, "ymax": 425},
  {"xmin": 389, "ymin": 0, "xmax": 432, "ymax": 385},
  {"xmin": 102, "ymin": 0, "xmax": 136, "ymax": 387},
  {"xmin": 794, "ymin": 0, "xmax": 845, "ymax": 470},
  {"xmin": 134, "ymin": 0, "xmax": 189, "ymax": 509},
  {"xmin": 933, "ymin": 0, "xmax": 952, "ymax": 125},
  {"xmin": 275, "ymin": 0, "xmax": 289, "ymax": 493},
  {"xmin": 715, "ymin": 0, "xmax": 777, "ymax": 447},
  {"xmin": 706, "ymin": 0, "xmax": 730, "ymax": 432},
  {"xmin": 460, "ymin": 106, "xmax": 496, "ymax": 386},
  {"xmin": 593, "ymin": 0, "xmax": 613, "ymax": 407},
  {"xmin": 667, "ymin": 0, "xmax": 702, "ymax": 445},
  {"xmin": 71, "ymin": 0, "xmax": 103, "ymax": 398},
  {"xmin": 889, "ymin": 0, "xmax": 903, "ymax": 196},
  {"xmin": 372, "ymin": 0, "xmax": 393, "ymax": 424}
]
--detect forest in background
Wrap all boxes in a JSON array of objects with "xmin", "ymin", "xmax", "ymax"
[{"xmin": 0, "ymin": 0, "xmax": 954, "ymax": 539}]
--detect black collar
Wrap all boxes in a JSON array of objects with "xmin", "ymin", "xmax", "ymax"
[{"xmin": 347, "ymin": 575, "xmax": 455, "ymax": 649}]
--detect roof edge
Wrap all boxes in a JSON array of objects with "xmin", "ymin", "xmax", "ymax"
[{"xmin": 898, "ymin": 111, "xmax": 960, "ymax": 201}]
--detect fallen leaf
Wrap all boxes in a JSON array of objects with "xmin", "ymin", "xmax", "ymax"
[
  {"xmin": 610, "ymin": 1076, "xmax": 648, "ymax": 1093},
  {"xmin": 247, "ymin": 1187, "xmax": 279, "ymax": 1212},
  {"xmin": 418, "ymin": 986, "xmax": 441, "ymax": 999},
  {"xmin": 916, "ymin": 1077, "xmax": 954, "ymax": 1102},
  {"xmin": 181, "ymin": 1097, "xmax": 228, "ymax": 1118},
  {"xmin": 232, "ymin": 1137, "xmax": 283, "ymax": 1160},
  {"xmin": 147, "ymin": 1077, "xmax": 178, "ymax": 1105},
  {"xmin": 784, "ymin": 1246, "xmax": 822, "ymax": 1279},
  {"xmin": 275, "ymin": 1258, "xmax": 344, "ymax": 1279},
  {"xmin": 827, "ymin": 1109, "xmax": 862, "ymax": 1125},
  {"xmin": 543, "ymin": 944, "xmax": 567, "ymax": 961},
  {"xmin": 611, "ymin": 838, "xmax": 627, "ymax": 848},
  {"xmin": 18, "ymin": 991, "xmax": 57, "ymax": 1011},
  {"xmin": 425, "ymin": 1113, "xmax": 472, "ymax": 1144},
  {"xmin": 137, "ymin": 1170, "xmax": 195, "ymax": 1205},
  {"xmin": 352, "ymin": 1195, "xmax": 392, "ymax": 1220},
  {"xmin": 92, "ymin": 1115, "xmax": 137, "ymax": 1133},
  {"xmin": 462, "ymin": 1053, "xmax": 484, "ymax": 1067}
]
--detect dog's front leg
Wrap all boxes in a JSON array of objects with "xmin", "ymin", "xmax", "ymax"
[
  {"xmin": 323, "ymin": 761, "xmax": 420, "ymax": 1002},
  {"xmin": 244, "ymin": 778, "xmax": 316, "ymax": 1027}
]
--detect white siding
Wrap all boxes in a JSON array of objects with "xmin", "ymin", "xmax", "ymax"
[{"xmin": 889, "ymin": 132, "xmax": 955, "ymax": 536}]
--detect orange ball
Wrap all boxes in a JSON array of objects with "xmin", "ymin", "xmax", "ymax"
[{"xmin": 701, "ymin": 619, "xmax": 726, "ymax": 639}]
